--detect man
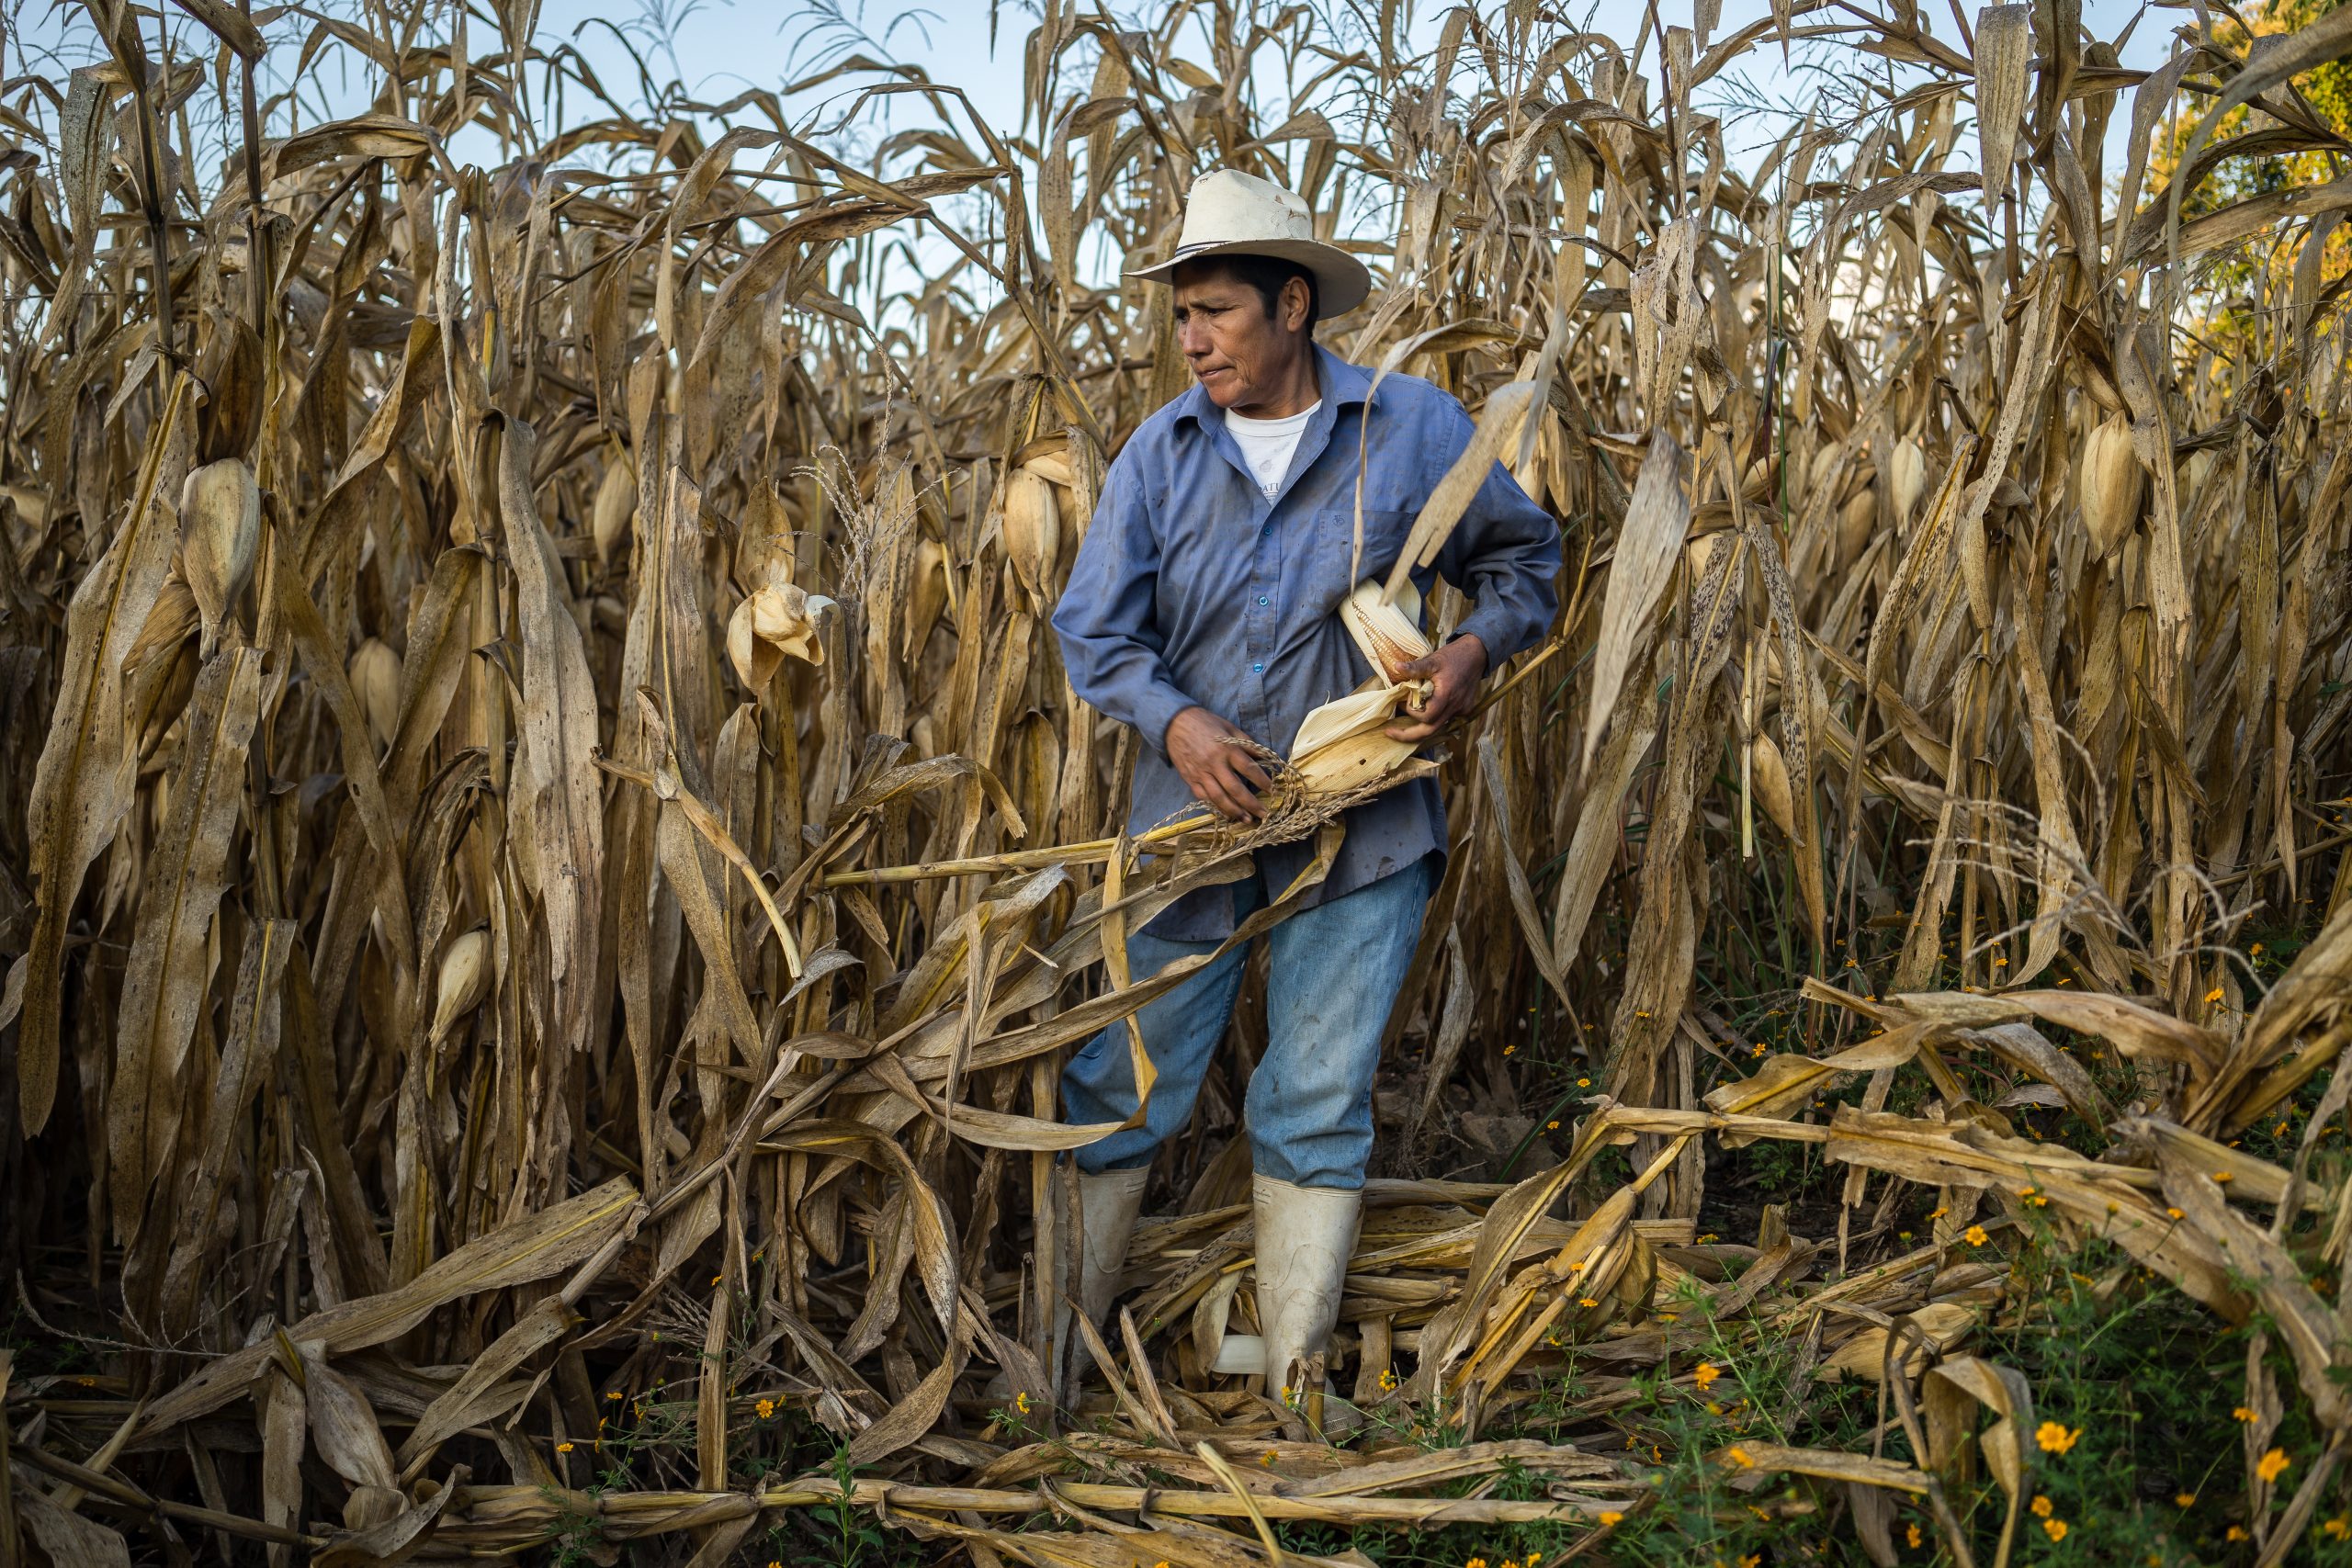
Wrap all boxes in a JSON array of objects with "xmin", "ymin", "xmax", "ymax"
[{"xmin": 1046, "ymin": 168, "xmax": 1559, "ymax": 1421}]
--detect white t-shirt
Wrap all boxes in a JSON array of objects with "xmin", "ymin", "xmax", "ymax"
[{"xmin": 1225, "ymin": 401, "xmax": 1321, "ymax": 499}]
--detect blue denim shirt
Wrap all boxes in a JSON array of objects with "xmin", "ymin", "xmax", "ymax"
[{"xmin": 1052, "ymin": 344, "xmax": 1562, "ymax": 940}]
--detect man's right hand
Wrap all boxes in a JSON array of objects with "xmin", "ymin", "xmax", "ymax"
[{"xmin": 1165, "ymin": 706, "xmax": 1272, "ymax": 822}]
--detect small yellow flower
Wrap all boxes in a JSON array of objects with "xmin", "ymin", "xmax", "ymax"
[
  {"xmin": 2325, "ymin": 1516, "xmax": 2350, "ymax": 1540},
  {"xmin": 2034, "ymin": 1421, "xmax": 2080, "ymax": 1454},
  {"xmin": 1906, "ymin": 1523, "xmax": 1923, "ymax": 1548},
  {"xmin": 1503, "ymin": 1043, "xmax": 1516, "ymax": 1055},
  {"xmin": 711, "ymin": 1273, "xmax": 723, "ymax": 1285},
  {"xmin": 2174, "ymin": 1493, "xmax": 2196, "ymax": 1507},
  {"xmin": 1547, "ymin": 1119, "xmax": 1560, "ymax": 1130},
  {"xmin": 1963, "ymin": 1224, "xmax": 1989, "ymax": 1247},
  {"xmin": 606, "ymin": 1390, "xmax": 621, "ymax": 1400},
  {"xmin": 2257, "ymin": 1446, "xmax": 2290, "ymax": 1483},
  {"xmin": 1466, "ymin": 1558, "xmax": 1487, "ymax": 1568},
  {"xmin": 1015, "ymin": 1391, "xmax": 1031, "ymax": 1415},
  {"xmin": 1577, "ymin": 1077, "xmax": 1591, "ymax": 1088},
  {"xmin": 2234, "ymin": 1405, "xmax": 2258, "ymax": 1422},
  {"xmin": 1694, "ymin": 1362, "xmax": 1722, "ymax": 1390},
  {"xmin": 1261, "ymin": 1450, "xmax": 1275, "ymax": 1466},
  {"xmin": 2213, "ymin": 1170, "xmax": 2234, "ymax": 1184},
  {"xmin": 2251, "ymin": 942, "xmax": 2264, "ymax": 956},
  {"xmin": 1379, "ymin": 1368, "xmax": 1398, "ymax": 1392},
  {"xmin": 1726, "ymin": 1446, "xmax": 1755, "ymax": 1468},
  {"xmin": 2031, "ymin": 1494, "xmax": 2053, "ymax": 1517},
  {"xmin": 556, "ymin": 1441, "xmax": 574, "ymax": 1453},
  {"xmin": 2206, "ymin": 987, "xmax": 2225, "ymax": 1004},
  {"xmin": 2042, "ymin": 1518, "xmax": 2067, "ymax": 1542},
  {"xmin": 1741, "ymin": 1557, "xmax": 1760, "ymax": 1568},
  {"xmin": 756, "ymin": 1397, "xmax": 775, "ymax": 1420},
  {"xmin": 2228, "ymin": 1526, "xmax": 2250, "ymax": 1542},
  {"xmin": 2166, "ymin": 1206, "xmax": 2184, "ymax": 1220},
  {"xmin": 1578, "ymin": 1297, "xmax": 1600, "ymax": 1308},
  {"xmin": 1750, "ymin": 1042, "xmax": 1767, "ymax": 1057},
  {"xmin": 1599, "ymin": 1512, "xmax": 1623, "ymax": 1528},
  {"xmin": 1928, "ymin": 1206, "xmax": 1948, "ymax": 1219}
]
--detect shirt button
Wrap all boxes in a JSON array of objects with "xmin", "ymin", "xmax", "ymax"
[
  {"xmin": 1257, "ymin": 595, "xmax": 1269, "ymax": 606},
  {"xmin": 1251, "ymin": 661, "xmax": 1264, "ymax": 673}
]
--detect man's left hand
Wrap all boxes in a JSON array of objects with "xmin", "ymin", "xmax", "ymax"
[{"xmin": 1385, "ymin": 634, "xmax": 1487, "ymax": 742}]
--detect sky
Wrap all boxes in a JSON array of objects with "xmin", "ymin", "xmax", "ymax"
[
  {"xmin": 502, "ymin": 0, "xmax": 2188, "ymax": 273},
  {"xmin": 2, "ymin": 0, "xmax": 2199, "ymax": 306},
  {"xmin": 510, "ymin": 0, "xmax": 2181, "ymax": 126},
  {"xmin": 9, "ymin": 0, "xmax": 2187, "ymax": 177}
]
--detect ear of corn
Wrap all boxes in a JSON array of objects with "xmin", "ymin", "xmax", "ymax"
[
  {"xmin": 177, "ymin": 457, "xmax": 258, "ymax": 656},
  {"xmin": 726, "ymin": 583, "xmax": 829, "ymax": 694},
  {"xmin": 349, "ymin": 637, "xmax": 402, "ymax": 750},
  {"xmin": 428, "ymin": 927, "xmax": 492, "ymax": 1046},
  {"xmin": 1340, "ymin": 577, "xmax": 1430, "ymax": 686},
  {"xmin": 1890, "ymin": 438, "xmax": 1926, "ymax": 519},
  {"xmin": 2079, "ymin": 413, "xmax": 2144, "ymax": 558},
  {"xmin": 1003, "ymin": 467, "xmax": 1061, "ymax": 609}
]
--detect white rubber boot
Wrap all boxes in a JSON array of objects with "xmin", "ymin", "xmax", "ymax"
[
  {"xmin": 1252, "ymin": 1175, "xmax": 1362, "ymax": 1435},
  {"xmin": 1051, "ymin": 1166, "xmax": 1151, "ymax": 1400}
]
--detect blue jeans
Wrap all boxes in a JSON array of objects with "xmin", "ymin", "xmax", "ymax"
[{"xmin": 1063, "ymin": 854, "xmax": 1438, "ymax": 1190}]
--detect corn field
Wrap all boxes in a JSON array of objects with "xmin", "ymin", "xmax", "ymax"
[{"xmin": 0, "ymin": 0, "xmax": 2348, "ymax": 1562}]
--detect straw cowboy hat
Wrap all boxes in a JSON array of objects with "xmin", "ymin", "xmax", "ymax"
[{"xmin": 1127, "ymin": 168, "xmax": 1372, "ymax": 318}]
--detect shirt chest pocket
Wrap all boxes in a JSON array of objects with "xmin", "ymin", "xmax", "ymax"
[{"xmin": 1307, "ymin": 505, "xmax": 1415, "ymax": 612}]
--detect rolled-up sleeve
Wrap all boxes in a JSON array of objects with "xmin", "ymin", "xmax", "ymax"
[
  {"xmin": 1052, "ymin": 457, "xmax": 1196, "ymax": 756},
  {"xmin": 1430, "ymin": 406, "xmax": 1562, "ymax": 665}
]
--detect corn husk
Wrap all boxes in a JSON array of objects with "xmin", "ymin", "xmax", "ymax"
[
  {"xmin": 1287, "ymin": 681, "xmax": 1419, "ymax": 796},
  {"xmin": 907, "ymin": 535, "xmax": 950, "ymax": 659},
  {"xmin": 1838, "ymin": 487, "xmax": 1877, "ymax": 558},
  {"xmin": 178, "ymin": 457, "xmax": 258, "ymax": 655},
  {"xmin": 591, "ymin": 458, "xmax": 636, "ymax": 564},
  {"xmin": 1003, "ymin": 467, "xmax": 1060, "ymax": 607},
  {"xmin": 428, "ymin": 928, "xmax": 492, "ymax": 1045},
  {"xmin": 2079, "ymin": 413, "xmax": 2143, "ymax": 558},
  {"xmin": 1889, "ymin": 437, "xmax": 1925, "ymax": 517},
  {"xmin": 1339, "ymin": 577, "xmax": 1438, "ymax": 719},
  {"xmin": 349, "ymin": 637, "xmax": 402, "ymax": 750},
  {"xmin": 726, "ymin": 583, "xmax": 830, "ymax": 693},
  {"xmin": 1750, "ymin": 729, "xmax": 1795, "ymax": 838}
]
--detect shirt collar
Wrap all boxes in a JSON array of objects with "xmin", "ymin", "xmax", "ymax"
[{"xmin": 1171, "ymin": 343, "xmax": 1373, "ymax": 431}]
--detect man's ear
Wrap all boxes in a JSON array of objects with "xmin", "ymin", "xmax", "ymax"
[{"xmin": 1283, "ymin": 275, "xmax": 1312, "ymax": 333}]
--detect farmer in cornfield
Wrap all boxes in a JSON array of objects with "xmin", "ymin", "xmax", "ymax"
[{"xmin": 1048, "ymin": 169, "xmax": 1562, "ymax": 1423}]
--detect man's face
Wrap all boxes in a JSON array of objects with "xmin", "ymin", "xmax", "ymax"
[{"xmin": 1171, "ymin": 265, "xmax": 1310, "ymax": 412}]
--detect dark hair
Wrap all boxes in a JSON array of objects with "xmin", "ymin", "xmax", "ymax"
[{"xmin": 1170, "ymin": 253, "xmax": 1318, "ymax": 333}]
